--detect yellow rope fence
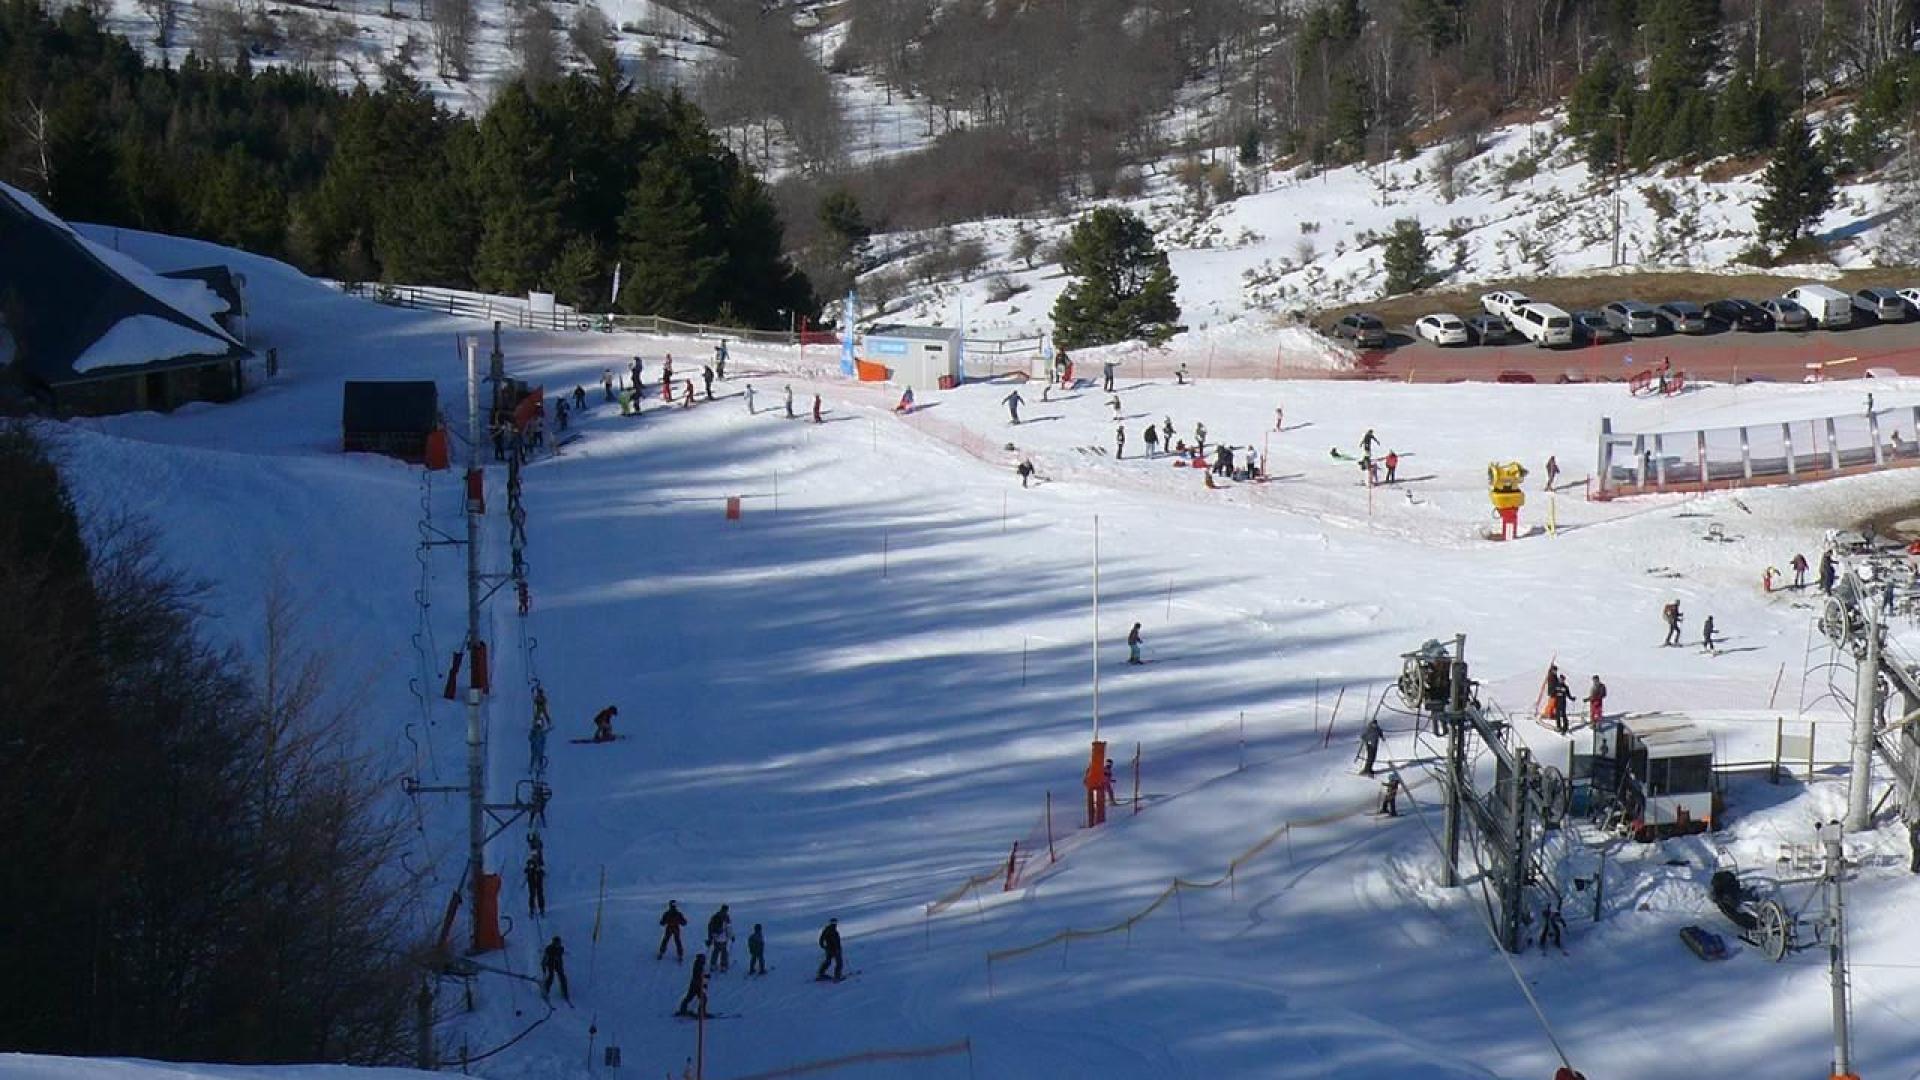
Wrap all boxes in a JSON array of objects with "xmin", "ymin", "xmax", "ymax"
[
  {"xmin": 720, "ymin": 1037, "xmax": 973, "ymax": 1079},
  {"xmin": 983, "ymin": 771, "xmax": 1432, "ymax": 990}
]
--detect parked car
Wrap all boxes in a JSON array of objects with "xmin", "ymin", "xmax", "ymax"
[
  {"xmin": 1705, "ymin": 299, "xmax": 1771, "ymax": 332},
  {"xmin": 1783, "ymin": 283, "xmax": 1854, "ymax": 328},
  {"xmin": 1330, "ymin": 312, "xmax": 1390, "ymax": 347},
  {"xmin": 1852, "ymin": 287, "xmax": 1908, "ymax": 323},
  {"xmin": 1415, "ymin": 313, "xmax": 1470, "ymax": 346},
  {"xmin": 1603, "ymin": 300, "xmax": 1664, "ymax": 336},
  {"xmin": 1509, "ymin": 302, "xmax": 1576, "ymax": 346},
  {"xmin": 1465, "ymin": 313, "xmax": 1512, "ymax": 345},
  {"xmin": 1480, "ymin": 290, "xmax": 1534, "ymax": 318},
  {"xmin": 1896, "ymin": 287, "xmax": 1920, "ymax": 313},
  {"xmin": 1656, "ymin": 301, "xmax": 1709, "ymax": 334},
  {"xmin": 1572, "ymin": 310, "xmax": 1625, "ymax": 344},
  {"xmin": 1759, "ymin": 298, "xmax": 1812, "ymax": 330}
]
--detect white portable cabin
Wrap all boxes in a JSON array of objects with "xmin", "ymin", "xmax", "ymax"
[
  {"xmin": 1611, "ymin": 715, "xmax": 1717, "ymax": 838},
  {"xmin": 861, "ymin": 325, "xmax": 963, "ymax": 392}
]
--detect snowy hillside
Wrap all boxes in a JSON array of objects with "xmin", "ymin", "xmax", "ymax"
[
  {"xmin": 875, "ymin": 118, "xmax": 1905, "ymax": 353},
  {"xmin": 37, "ymin": 218, "xmax": 1920, "ymax": 1078}
]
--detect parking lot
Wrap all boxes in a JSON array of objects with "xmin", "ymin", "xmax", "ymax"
[{"xmin": 1345, "ymin": 316, "xmax": 1920, "ymax": 383}]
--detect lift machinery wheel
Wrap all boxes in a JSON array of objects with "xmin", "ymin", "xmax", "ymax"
[{"xmin": 1754, "ymin": 898, "xmax": 1791, "ymax": 962}]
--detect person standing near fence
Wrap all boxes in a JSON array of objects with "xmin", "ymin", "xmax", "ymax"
[
  {"xmin": 714, "ymin": 340, "xmax": 728, "ymax": 379},
  {"xmin": 1103, "ymin": 359, "xmax": 1117, "ymax": 392}
]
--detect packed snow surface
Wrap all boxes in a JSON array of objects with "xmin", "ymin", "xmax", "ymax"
[{"xmin": 29, "ymin": 221, "xmax": 1920, "ymax": 1079}]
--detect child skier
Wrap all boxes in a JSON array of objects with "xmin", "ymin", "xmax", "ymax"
[
  {"xmin": 658, "ymin": 900, "xmax": 688, "ymax": 962},
  {"xmin": 674, "ymin": 954, "xmax": 709, "ymax": 1017},
  {"xmin": 1127, "ymin": 622, "xmax": 1144, "ymax": 665},
  {"xmin": 706, "ymin": 905, "xmax": 733, "ymax": 973},
  {"xmin": 747, "ymin": 924, "xmax": 767, "ymax": 975}
]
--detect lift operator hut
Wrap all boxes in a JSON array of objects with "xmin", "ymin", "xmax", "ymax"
[{"xmin": 859, "ymin": 325, "xmax": 962, "ymax": 392}]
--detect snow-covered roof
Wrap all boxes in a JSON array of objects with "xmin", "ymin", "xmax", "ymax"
[
  {"xmin": 1626, "ymin": 715, "xmax": 1716, "ymax": 758},
  {"xmin": 0, "ymin": 183, "xmax": 248, "ymax": 392}
]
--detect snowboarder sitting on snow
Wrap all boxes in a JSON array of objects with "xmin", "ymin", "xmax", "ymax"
[
  {"xmin": 706, "ymin": 904, "xmax": 733, "ymax": 973},
  {"xmin": 658, "ymin": 900, "xmax": 689, "ymax": 961},
  {"xmin": 591, "ymin": 705, "xmax": 618, "ymax": 742},
  {"xmin": 817, "ymin": 917, "xmax": 845, "ymax": 981},
  {"xmin": 748, "ymin": 923, "xmax": 767, "ymax": 975},
  {"xmin": 541, "ymin": 936, "xmax": 570, "ymax": 1002},
  {"xmin": 1662, "ymin": 600, "xmax": 1683, "ymax": 646},
  {"xmin": 1127, "ymin": 622, "xmax": 1144, "ymax": 665},
  {"xmin": 674, "ymin": 953, "xmax": 709, "ymax": 1017}
]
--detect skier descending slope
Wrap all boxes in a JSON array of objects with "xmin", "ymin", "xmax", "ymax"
[{"xmin": 816, "ymin": 917, "xmax": 845, "ymax": 981}]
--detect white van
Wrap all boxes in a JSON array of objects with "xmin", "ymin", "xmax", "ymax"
[
  {"xmin": 1783, "ymin": 284, "xmax": 1854, "ymax": 329},
  {"xmin": 1509, "ymin": 302, "xmax": 1575, "ymax": 347}
]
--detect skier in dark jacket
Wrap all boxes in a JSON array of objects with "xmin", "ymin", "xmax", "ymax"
[
  {"xmin": 747, "ymin": 923, "xmax": 767, "ymax": 975},
  {"xmin": 573, "ymin": 384, "xmax": 587, "ymax": 411},
  {"xmin": 1662, "ymin": 600, "xmax": 1683, "ymax": 646},
  {"xmin": 1790, "ymin": 552, "xmax": 1809, "ymax": 588},
  {"xmin": 1359, "ymin": 717, "xmax": 1383, "ymax": 776},
  {"xmin": 706, "ymin": 905, "xmax": 733, "ymax": 972},
  {"xmin": 525, "ymin": 850, "xmax": 546, "ymax": 916},
  {"xmin": 1549, "ymin": 675, "xmax": 1573, "ymax": 735},
  {"xmin": 674, "ymin": 954, "xmax": 708, "ymax": 1017},
  {"xmin": 658, "ymin": 900, "xmax": 688, "ymax": 961},
  {"xmin": 1127, "ymin": 623, "xmax": 1144, "ymax": 665},
  {"xmin": 816, "ymin": 917, "xmax": 844, "ymax": 981},
  {"xmin": 1379, "ymin": 773, "xmax": 1402, "ymax": 817},
  {"xmin": 592, "ymin": 705, "xmax": 618, "ymax": 742},
  {"xmin": 541, "ymin": 936, "xmax": 570, "ymax": 1002},
  {"xmin": 1819, "ymin": 550, "xmax": 1836, "ymax": 593},
  {"xmin": 1143, "ymin": 423, "xmax": 1159, "ymax": 457},
  {"xmin": 702, "ymin": 365, "xmax": 715, "ymax": 401}
]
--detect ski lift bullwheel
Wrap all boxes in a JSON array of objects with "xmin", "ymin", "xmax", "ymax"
[
  {"xmin": 1534, "ymin": 766, "xmax": 1570, "ymax": 827},
  {"xmin": 1819, "ymin": 597, "xmax": 1858, "ymax": 653},
  {"xmin": 1754, "ymin": 898, "xmax": 1791, "ymax": 962},
  {"xmin": 1398, "ymin": 657, "xmax": 1428, "ymax": 709}
]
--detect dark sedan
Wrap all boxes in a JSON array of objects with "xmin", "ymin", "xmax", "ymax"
[
  {"xmin": 1572, "ymin": 309, "xmax": 1625, "ymax": 344},
  {"xmin": 1465, "ymin": 313, "xmax": 1512, "ymax": 345},
  {"xmin": 1706, "ymin": 299, "xmax": 1771, "ymax": 332}
]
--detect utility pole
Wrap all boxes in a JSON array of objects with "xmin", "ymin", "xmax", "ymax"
[
  {"xmin": 1441, "ymin": 634, "xmax": 1467, "ymax": 888},
  {"xmin": 1847, "ymin": 593, "xmax": 1880, "ymax": 832},
  {"xmin": 464, "ymin": 337, "xmax": 490, "ymax": 953},
  {"xmin": 1823, "ymin": 823, "xmax": 1858, "ymax": 1080}
]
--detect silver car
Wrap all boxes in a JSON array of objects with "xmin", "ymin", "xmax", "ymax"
[
  {"xmin": 1603, "ymin": 300, "xmax": 1664, "ymax": 336},
  {"xmin": 1760, "ymin": 298, "xmax": 1811, "ymax": 330},
  {"xmin": 1656, "ymin": 301, "xmax": 1708, "ymax": 334},
  {"xmin": 1853, "ymin": 287, "xmax": 1908, "ymax": 323}
]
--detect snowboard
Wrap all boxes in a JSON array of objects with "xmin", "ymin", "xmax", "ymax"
[
  {"xmin": 568, "ymin": 734, "xmax": 630, "ymax": 744},
  {"xmin": 811, "ymin": 969, "xmax": 861, "ymax": 983},
  {"xmin": 670, "ymin": 1011, "xmax": 743, "ymax": 1021}
]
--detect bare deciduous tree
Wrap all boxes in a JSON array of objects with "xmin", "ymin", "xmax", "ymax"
[{"xmin": 137, "ymin": 0, "xmax": 179, "ymax": 48}]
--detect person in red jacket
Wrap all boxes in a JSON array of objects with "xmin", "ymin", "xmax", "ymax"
[{"xmin": 657, "ymin": 900, "xmax": 689, "ymax": 962}]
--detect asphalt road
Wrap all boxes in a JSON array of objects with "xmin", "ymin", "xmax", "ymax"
[{"xmin": 1343, "ymin": 317, "xmax": 1920, "ymax": 383}]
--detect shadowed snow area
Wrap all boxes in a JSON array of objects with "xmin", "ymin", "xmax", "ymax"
[{"xmin": 13, "ymin": 224, "xmax": 1920, "ymax": 1079}]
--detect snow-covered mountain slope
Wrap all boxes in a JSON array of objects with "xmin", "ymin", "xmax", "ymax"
[
  {"xmin": 874, "ymin": 118, "xmax": 1904, "ymax": 350},
  {"xmin": 41, "ymin": 220, "xmax": 1920, "ymax": 1078}
]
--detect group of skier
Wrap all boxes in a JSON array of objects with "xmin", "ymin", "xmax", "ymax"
[
  {"xmin": 1661, "ymin": 599, "xmax": 1720, "ymax": 653},
  {"xmin": 1541, "ymin": 664, "xmax": 1606, "ymax": 736},
  {"xmin": 654, "ymin": 901, "xmax": 845, "ymax": 1018}
]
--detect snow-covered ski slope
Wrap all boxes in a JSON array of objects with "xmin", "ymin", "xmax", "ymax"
[{"xmin": 24, "ymin": 224, "xmax": 1920, "ymax": 1079}]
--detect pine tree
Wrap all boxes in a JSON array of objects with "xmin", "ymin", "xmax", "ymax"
[
  {"xmin": 472, "ymin": 82, "xmax": 566, "ymax": 294},
  {"xmin": 1050, "ymin": 206, "xmax": 1181, "ymax": 349},
  {"xmin": 1381, "ymin": 218, "xmax": 1436, "ymax": 295},
  {"xmin": 1754, "ymin": 117, "xmax": 1835, "ymax": 251},
  {"xmin": 817, "ymin": 188, "xmax": 870, "ymax": 267},
  {"xmin": 616, "ymin": 153, "xmax": 716, "ymax": 318},
  {"xmin": 546, "ymin": 235, "xmax": 603, "ymax": 311}
]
